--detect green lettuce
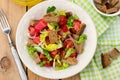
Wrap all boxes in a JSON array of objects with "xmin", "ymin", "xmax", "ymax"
[
  {"xmin": 55, "ymin": 62, "xmax": 69, "ymax": 70},
  {"xmin": 34, "ymin": 46, "xmax": 52, "ymax": 61},
  {"xmin": 26, "ymin": 45, "xmax": 36, "ymax": 55},
  {"xmin": 64, "ymin": 48, "xmax": 75, "ymax": 58},
  {"xmin": 55, "ymin": 10, "xmax": 66, "ymax": 16},
  {"xmin": 75, "ymin": 34, "xmax": 87, "ymax": 44}
]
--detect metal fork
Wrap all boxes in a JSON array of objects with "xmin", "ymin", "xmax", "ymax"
[{"xmin": 0, "ymin": 9, "xmax": 27, "ymax": 80}]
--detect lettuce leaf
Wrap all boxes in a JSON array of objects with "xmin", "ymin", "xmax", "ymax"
[
  {"xmin": 45, "ymin": 44, "xmax": 59, "ymax": 51},
  {"xmin": 64, "ymin": 48, "xmax": 75, "ymax": 58},
  {"xmin": 55, "ymin": 10, "xmax": 66, "ymax": 16},
  {"xmin": 75, "ymin": 34, "xmax": 87, "ymax": 44},
  {"xmin": 55, "ymin": 62, "xmax": 69, "ymax": 70},
  {"xmin": 26, "ymin": 45, "xmax": 36, "ymax": 55}
]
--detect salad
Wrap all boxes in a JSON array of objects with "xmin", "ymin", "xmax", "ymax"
[{"xmin": 26, "ymin": 6, "xmax": 87, "ymax": 70}]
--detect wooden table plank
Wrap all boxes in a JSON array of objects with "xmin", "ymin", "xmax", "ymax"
[{"xmin": 0, "ymin": 0, "xmax": 26, "ymax": 80}]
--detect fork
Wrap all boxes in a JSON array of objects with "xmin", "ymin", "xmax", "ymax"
[{"xmin": 0, "ymin": 9, "xmax": 27, "ymax": 80}]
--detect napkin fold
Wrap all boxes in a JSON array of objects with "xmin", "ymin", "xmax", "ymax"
[{"xmin": 69, "ymin": 0, "xmax": 120, "ymax": 80}]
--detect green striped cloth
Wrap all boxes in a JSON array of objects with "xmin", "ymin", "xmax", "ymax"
[{"xmin": 69, "ymin": 0, "xmax": 120, "ymax": 80}]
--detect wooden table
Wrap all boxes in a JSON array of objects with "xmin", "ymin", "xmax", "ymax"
[{"xmin": 0, "ymin": 0, "xmax": 80, "ymax": 80}]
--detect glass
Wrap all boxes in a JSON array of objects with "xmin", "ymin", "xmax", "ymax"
[{"xmin": 13, "ymin": 0, "xmax": 44, "ymax": 6}]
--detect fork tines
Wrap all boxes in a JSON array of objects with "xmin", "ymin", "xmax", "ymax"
[{"xmin": 0, "ymin": 9, "xmax": 10, "ymax": 30}]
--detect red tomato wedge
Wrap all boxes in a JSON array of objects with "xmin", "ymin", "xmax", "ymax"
[
  {"xmin": 70, "ymin": 53, "xmax": 77, "ymax": 58},
  {"xmin": 40, "ymin": 53, "xmax": 45, "ymax": 59},
  {"xmin": 35, "ymin": 19, "xmax": 47, "ymax": 32},
  {"xmin": 45, "ymin": 61, "xmax": 53, "ymax": 67},
  {"xmin": 59, "ymin": 15, "xmax": 67, "ymax": 26},
  {"xmin": 33, "ymin": 37, "xmax": 40, "ymax": 44},
  {"xmin": 29, "ymin": 26, "xmax": 36, "ymax": 36},
  {"xmin": 64, "ymin": 40, "xmax": 74, "ymax": 48},
  {"xmin": 50, "ymin": 50, "xmax": 59, "ymax": 58},
  {"xmin": 73, "ymin": 20, "xmax": 81, "ymax": 31},
  {"xmin": 61, "ymin": 25, "xmax": 68, "ymax": 32}
]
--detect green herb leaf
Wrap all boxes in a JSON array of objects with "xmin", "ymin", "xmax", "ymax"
[{"xmin": 47, "ymin": 6, "xmax": 56, "ymax": 13}]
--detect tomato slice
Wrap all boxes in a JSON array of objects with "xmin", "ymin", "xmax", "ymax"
[
  {"xmin": 29, "ymin": 26, "xmax": 36, "ymax": 36},
  {"xmin": 73, "ymin": 20, "xmax": 81, "ymax": 31},
  {"xmin": 59, "ymin": 15, "xmax": 67, "ymax": 26},
  {"xmin": 61, "ymin": 25, "xmax": 68, "ymax": 32},
  {"xmin": 50, "ymin": 50, "xmax": 59, "ymax": 58},
  {"xmin": 35, "ymin": 19, "xmax": 47, "ymax": 32},
  {"xmin": 33, "ymin": 37, "xmax": 40, "ymax": 44},
  {"xmin": 40, "ymin": 53, "xmax": 45, "ymax": 59},
  {"xmin": 70, "ymin": 53, "xmax": 77, "ymax": 58},
  {"xmin": 44, "ymin": 61, "xmax": 53, "ymax": 67},
  {"xmin": 64, "ymin": 40, "xmax": 74, "ymax": 48}
]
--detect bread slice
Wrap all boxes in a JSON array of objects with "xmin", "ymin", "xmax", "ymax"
[
  {"xmin": 110, "ymin": 0, "xmax": 119, "ymax": 7},
  {"xmin": 96, "ymin": 4, "xmax": 107, "ymax": 13},
  {"xmin": 109, "ymin": 48, "xmax": 120, "ymax": 59},
  {"xmin": 114, "ymin": 0, "xmax": 120, "ymax": 8},
  {"xmin": 106, "ymin": 7, "xmax": 119, "ymax": 13},
  {"xmin": 94, "ymin": 0, "xmax": 102, "ymax": 4},
  {"xmin": 101, "ymin": 53, "xmax": 111, "ymax": 68}
]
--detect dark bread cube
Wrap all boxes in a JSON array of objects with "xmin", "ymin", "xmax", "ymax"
[
  {"xmin": 101, "ymin": 53, "xmax": 111, "ymax": 68},
  {"xmin": 109, "ymin": 48, "xmax": 120, "ymax": 59},
  {"xmin": 106, "ymin": 7, "xmax": 119, "ymax": 13}
]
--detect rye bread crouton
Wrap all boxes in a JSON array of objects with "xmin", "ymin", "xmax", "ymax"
[
  {"xmin": 74, "ymin": 43, "xmax": 84, "ymax": 54},
  {"xmin": 27, "ymin": 38, "xmax": 34, "ymax": 46},
  {"xmin": 101, "ymin": 53, "xmax": 111, "ymax": 68},
  {"xmin": 114, "ymin": 0, "xmax": 120, "ymax": 8},
  {"xmin": 62, "ymin": 57, "xmax": 78, "ymax": 65},
  {"xmin": 96, "ymin": 4, "xmax": 107, "ymax": 13},
  {"xmin": 108, "ymin": 48, "xmax": 120, "ymax": 59},
  {"xmin": 77, "ymin": 23, "xmax": 86, "ymax": 35},
  {"xmin": 33, "ymin": 52, "xmax": 41, "ymax": 64},
  {"xmin": 94, "ymin": 0, "xmax": 102, "ymax": 4},
  {"xmin": 30, "ymin": 20, "xmax": 39, "ymax": 26},
  {"xmin": 106, "ymin": 7, "xmax": 119, "ymax": 13},
  {"xmin": 43, "ymin": 12, "xmax": 59, "ymax": 23},
  {"xmin": 72, "ymin": 34, "xmax": 79, "ymax": 40},
  {"xmin": 48, "ymin": 30, "xmax": 58, "ymax": 44},
  {"xmin": 110, "ymin": 0, "xmax": 119, "ymax": 7}
]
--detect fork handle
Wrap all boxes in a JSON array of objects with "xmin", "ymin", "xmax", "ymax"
[{"xmin": 8, "ymin": 36, "xmax": 27, "ymax": 80}]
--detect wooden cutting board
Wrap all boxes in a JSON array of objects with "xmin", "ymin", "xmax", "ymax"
[{"xmin": 0, "ymin": 0, "xmax": 80, "ymax": 80}]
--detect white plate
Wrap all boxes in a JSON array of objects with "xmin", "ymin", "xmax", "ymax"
[{"xmin": 16, "ymin": 0, "xmax": 97, "ymax": 79}]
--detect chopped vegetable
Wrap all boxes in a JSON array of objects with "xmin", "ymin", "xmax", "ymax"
[
  {"xmin": 55, "ymin": 10, "xmax": 66, "ymax": 16},
  {"xmin": 26, "ymin": 45, "xmax": 36, "ymax": 55},
  {"xmin": 35, "ymin": 19, "xmax": 47, "ymax": 32},
  {"xmin": 55, "ymin": 62, "xmax": 69, "ymax": 70},
  {"xmin": 45, "ymin": 44, "xmax": 59, "ymax": 51},
  {"xmin": 67, "ymin": 16, "xmax": 74, "ymax": 28},
  {"xmin": 47, "ymin": 6, "xmax": 56, "ymax": 13},
  {"xmin": 73, "ymin": 14, "xmax": 79, "ymax": 20},
  {"xmin": 65, "ymin": 48, "xmax": 76, "ymax": 58},
  {"xmin": 40, "ymin": 31, "xmax": 48, "ymax": 42},
  {"xmin": 75, "ymin": 34, "xmax": 87, "ymax": 44},
  {"xmin": 47, "ymin": 22, "xmax": 59, "ymax": 30},
  {"xmin": 34, "ymin": 46, "xmax": 52, "ymax": 61},
  {"xmin": 59, "ymin": 15, "xmax": 67, "ymax": 25},
  {"xmin": 39, "ymin": 61, "xmax": 46, "ymax": 67}
]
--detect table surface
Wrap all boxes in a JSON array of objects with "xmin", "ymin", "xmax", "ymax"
[{"xmin": 0, "ymin": 0, "xmax": 80, "ymax": 80}]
